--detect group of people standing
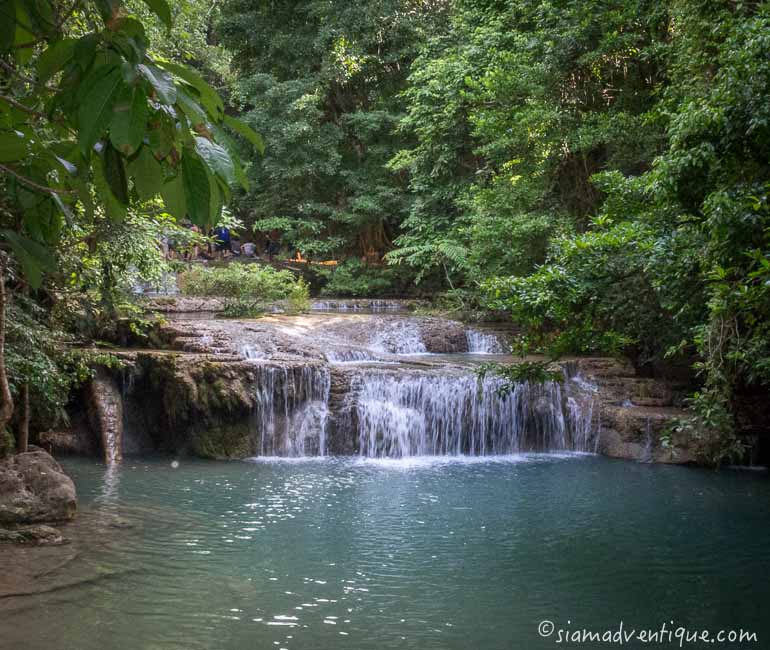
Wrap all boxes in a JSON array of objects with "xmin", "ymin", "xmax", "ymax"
[{"xmin": 161, "ymin": 225, "xmax": 283, "ymax": 262}]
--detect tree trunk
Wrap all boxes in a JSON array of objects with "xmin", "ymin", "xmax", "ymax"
[
  {"xmin": 17, "ymin": 382, "xmax": 29, "ymax": 454},
  {"xmin": 0, "ymin": 258, "xmax": 13, "ymax": 437}
]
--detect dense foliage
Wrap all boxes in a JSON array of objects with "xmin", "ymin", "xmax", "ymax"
[
  {"xmin": 1, "ymin": 0, "xmax": 768, "ymax": 463},
  {"xmin": 0, "ymin": 0, "xmax": 261, "ymax": 451}
]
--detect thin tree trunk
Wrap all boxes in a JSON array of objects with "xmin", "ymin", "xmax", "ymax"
[
  {"xmin": 17, "ymin": 382, "xmax": 28, "ymax": 454},
  {"xmin": 0, "ymin": 258, "xmax": 13, "ymax": 437}
]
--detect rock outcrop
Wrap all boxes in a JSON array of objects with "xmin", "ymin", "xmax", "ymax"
[
  {"xmin": 58, "ymin": 313, "xmax": 705, "ymax": 465},
  {"xmin": 571, "ymin": 358, "xmax": 693, "ymax": 463}
]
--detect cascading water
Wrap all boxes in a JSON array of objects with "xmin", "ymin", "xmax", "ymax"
[
  {"xmin": 325, "ymin": 347, "xmax": 385, "ymax": 364},
  {"xmin": 466, "ymin": 329, "xmax": 506, "ymax": 354},
  {"xmin": 251, "ymin": 364, "xmax": 331, "ymax": 456},
  {"xmin": 235, "ymin": 313, "xmax": 598, "ymax": 459},
  {"xmin": 350, "ymin": 370, "xmax": 597, "ymax": 458},
  {"xmin": 370, "ymin": 319, "xmax": 427, "ymax": 355},
  {"xmin": 311, "ymin": 299, "xmax": 409, "ymax": 313}
]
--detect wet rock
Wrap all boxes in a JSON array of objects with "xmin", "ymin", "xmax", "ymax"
[
  {"xmin": 0, "ymin": 451, "xmax": 77, "ymax": 524},
  {"xmin": 597, "ymin": 406, "xmax": 695, "ymax": 464},
  {"xmin": 141, "ymin": 295, "xmax": 225, "ymax": 314},
  {"xmin": 0, "ymin": 524, "xmax": 67, "ymax": 545},
  {"xmin": 38, "ymin": 423, "xmax": 98, "ymax": 457},
  {"xmin": 417, "ymin": 317, "xmax": 468, "ymax": 353}
]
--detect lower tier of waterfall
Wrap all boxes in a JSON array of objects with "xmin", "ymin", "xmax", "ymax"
[
  {"xmin": 245, "ymin": 362, "xmax": 597, "ymax": 458},
  {"xmin": 252, "ymin": 365, "xmax": 331, "ymax": 456},
  {"xmin": 350, "ymin": 371, "xmax": 595, "ymax": 457}
]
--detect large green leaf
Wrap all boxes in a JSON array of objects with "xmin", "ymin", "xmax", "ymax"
[
  {"xmin": 208, "ymin": 173, "xmax": 223, "ymax": 224},
  {"xmin": 181, "ymin": 150, "xmax": 210, "ymax": 227},
  {"xmin": 138, "ymin": 64, "xmax": 176, "ymax": 105},
  {"xmin": 37, "ymin": 38, "xmax": 77, "ymax": 85},
  {"xmin": 210, "ymin": 123, "xmax": 249, "ymax": 191},
  {"xmin": 1, "ymin": 230, "xmax": 54, "ymax": 289},
  {"xmin": 77, "ymin": 66, "xmax": 123, "ymax": 154},
  {"xmin": 93, "ymin": 152, "xmax": 127, "ymax": 220},
  {"xmin": 93, "ymin": 0, "xmax": 122, "ymax": 25},
  {"xmin": 0, "ymin": 0, "xmax": 17, "ymax": 53},
  {"xmin": 147, "ymin": 118, "xmax": 175, "ymax": 160},
  {"xmin": 175, "ymin": 86, "xmax": 206, "ymax": 126},
  {"xmin": 74, "ymin": 33, "xmax": 98, "ymax": 71},
  {"xmin": 223, "ymin": 115, "xmax": 265, "ymax": 154},
  {"xmin": 109, "ymin": 84, "xmax": 148, "ymax": 155},
  {"xmin": 161, "ymin": 172, "xmax": 186, "ymax": 219},
  {"xmin": 156, "ymin": 60, "xmax": 223, "ymax": 119},
  {"xmin": 111, "ymin": 17, "xmax": 148, "ymax": 64},
  {"xmin": 0, "ymin": 130, "xmax": 27, "ymax": 162},
  {"xmin": 128, "ymin": 145, "xmax": 163, "ymax": 200},
  {"xmin": 140, "ymin": 0, "xmax": 172, "ymax": 29},
  {"xmin": 194, "ymin": 136, "xmax": 235, "ymax": 185},
  {"xmin": 103, "ymin": 143, "xmax": 129, "ymax": 205},
  {"xmin": 13, "ymin": 1, "xmax": 35, "ymax": 64}
]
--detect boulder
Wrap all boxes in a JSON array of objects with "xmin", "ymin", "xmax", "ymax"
[
  {"xmin": 0, "ymin": 451, "xmax": 77, "ymax": 524},
  {"xmin": 418, "ymin": 317, "xmax": 468, "ymax": 353}
]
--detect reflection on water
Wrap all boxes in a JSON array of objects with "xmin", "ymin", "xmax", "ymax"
[
  {"xmin": 1, "ymin": 456, "xmax": 769, "ymax": 650},
  {"xmin": 96, "ymin": 462, "xmax": 121, "ymax": 506}
]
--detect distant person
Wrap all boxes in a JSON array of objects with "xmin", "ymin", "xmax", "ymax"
[
  {"xmin": 213, "ymin": 225, "xmax": 231, "ymax": 259},
  {"xmin": 231, "ymin": 239, "xmax": 242, "ymax": 256},
  {"xmin": 242, "ymin": 241, "xmax": 257, "ymax": 258},
  {"xmin": 265, "ymin": 233, "xmax": 281, "ymax": 260}
]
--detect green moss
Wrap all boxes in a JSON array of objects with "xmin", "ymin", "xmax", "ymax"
[
  {"xmin": 191, "ymin": 424, "xmax": 252, "ymax": 459},
  {"xmin": 0, "ymin": 429, "xmax": 15, "ymax": 459}
]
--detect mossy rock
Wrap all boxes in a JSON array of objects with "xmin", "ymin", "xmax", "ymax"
[
  {"xmin": 190, "ymin": 423, "xmax": 252, "ymax": 459},
  {"xmin": 0, "ymin": 429, "xmax": 15, "ymax": 459}
]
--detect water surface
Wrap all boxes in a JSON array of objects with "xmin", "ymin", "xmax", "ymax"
[{"xmin": 2, "ymin": 455, "xmax": 769, "ymax": 650}]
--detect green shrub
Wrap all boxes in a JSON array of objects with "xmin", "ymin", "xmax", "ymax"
[
  {"xmin": 286, "ymin": 279, "xmax": 310, "ymax": 314},
  {"xmin": 178, "ymin": 264, "xmax": 306, "ymax": 309}
]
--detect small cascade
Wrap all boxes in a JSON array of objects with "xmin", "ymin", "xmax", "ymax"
[
  {"xmin": 241, "ymin": 344, "xmax": 266, "ymax": 360},
  {"xmin": 252, "ymin": 364, "xmax": 331, "ymax": 456},
  {"xmin": 564, "ymin": 372, "xmax": 598, "ymax": 452},
  {"xmin": 88, "ymin": 368, "xmax": 124, "ymax": 463},
  {"xmin": 311, "ymin": 299, "xmax": 409, "ymax": 313},
  {"xmin": 642, "ymin": 418, "xmax": 654, "ymax": 462},
  {"xmin": 466, "ymin": 329, "xmax": 506, "ymax": 354},
  {"xmin": 325, "ymin": 347, "xmax": 385, "ymax": 364},
  {"xmin": 370, "ymin": 320, "xmax": 427, "ymax": 355},
  {"xmin": 350, "ymin": 370, "xmax": 597, "ymax": 458}
]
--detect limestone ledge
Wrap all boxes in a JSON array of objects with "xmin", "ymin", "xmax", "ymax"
[{"xmin": 59, "ymin": 318, "xmax": 699, "ymax": 465}]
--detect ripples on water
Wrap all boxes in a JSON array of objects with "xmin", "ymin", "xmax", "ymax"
[{"xmin": 2, "ymin": 455, "xmax": 770, "ymax": 650}]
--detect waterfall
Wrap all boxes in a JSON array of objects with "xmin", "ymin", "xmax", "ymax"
[
  {"xmin": 252, "ymin": 364, "xmax": 331, "ymax": 456},
  {"xmin": 325, "ymin": 347, "xmax": 384, "ymax": 364},
  {"xmin": 370, "ymin": 320, "xmax": 427, "ymax": 355},
  {"xmin": 350, "ymin": 370, "xmax": 597, "ymax": 458},
  {"xmin": 311, "ymin": 300, "xmax": 407, "ymax": 312},
  {"xmin": 241, "ymin": 344, "xmax": 266, "ymax": 360},
  {"xmin": 466, "ymin": 329, "xmax": 506, "ymax": 354}
]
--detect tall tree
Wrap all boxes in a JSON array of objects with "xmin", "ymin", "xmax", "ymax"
[{"xmin": 218, "ymin": 0, "xmax": 448, "ymax": 260}]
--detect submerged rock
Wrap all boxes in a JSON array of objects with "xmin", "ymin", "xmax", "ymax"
[
  {"xmin": 0, "ymin": 451, "xmax": 77, "ymax": 525},
  {"xmin": 0, "ymin": 524, "xmax": 67, "ymax": 546}
]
